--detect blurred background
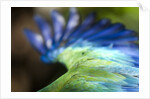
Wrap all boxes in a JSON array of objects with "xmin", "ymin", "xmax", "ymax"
[{"xmin": 11, "ymin": 7, "xmax": 139, "ymax": 92}]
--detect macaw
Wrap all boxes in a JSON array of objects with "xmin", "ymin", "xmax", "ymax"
[{"xmin": 24, "ymin": 7, "xmax": 139, "ymax": 92}]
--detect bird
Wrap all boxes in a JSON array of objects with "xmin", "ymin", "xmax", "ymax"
[{"xmin": 24, "ymin": 7, "xmax": 139, "ymax": 92}]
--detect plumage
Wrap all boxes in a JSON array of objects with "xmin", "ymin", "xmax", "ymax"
[
  {"xmin": 67, "ymin": 12, "xmax": 95, "ymax": 39},
  {"xmin": 34, "ymin": 15, "xmax": 53, "ymax": 49},
  {"xmin": 24, "ymin": 28, "xmax": 47, "ymax": 54},
  {"xmin": 24, "ymin": 7, "xmax": 139, "ymax": 92}
]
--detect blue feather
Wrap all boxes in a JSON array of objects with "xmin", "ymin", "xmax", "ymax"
[
  {"xmin": 65, "ymin": 19, "xmax": 111, "ymax": 46},
  {"xmin": 62, "ymin": 7, "xmax": 80, "ymax": 41},
  {"xmin": 86, "ymin": 23, "xmax": 125, "ymax": 41},
  {"xmin": 93, "ymin": 36, "xmax": 138, "ymax": 44},
  {"xmin": 122, "ymin": 75, "xmax": 139, "ymax": 92},
  {"xmin": 67, "ymin": 12, "xmax": 96, "ymax": 39},
  {"xmin": 80, "ymin": 19, "xmax": 111, "ymax": 39},
  {"xmin": 34, "ymin": 15, "xmax": 53, "ymax": 49},
  {"xmin": 24, "ymin": 29, "xmax": 47, "ymax": 54},
  {"xmin": 50, "ymin": 10, "xmax": 65, "ymax": 43},
  {"xmin": 55, "ymin": 8, "xmax": 80, "ymax": 48}
]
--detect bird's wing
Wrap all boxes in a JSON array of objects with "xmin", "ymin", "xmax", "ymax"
[
  {"xmin": 57, "ymin": 46, "xmax": 138, "ymax": 92},
  {"xmin": 60, "ymin": 69, "xmax": 138, "ymax": 92}
]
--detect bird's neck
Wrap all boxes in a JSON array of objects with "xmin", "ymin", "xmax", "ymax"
[
  {"xmin": 57, "ymin": 47, "xmax": 90, "ymax": 70},
  {"xmin": 38, "ymin": 69, "xmax": 77, "ymax": 92}
]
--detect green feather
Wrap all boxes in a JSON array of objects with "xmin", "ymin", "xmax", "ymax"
[{"xmin": 38, "ymin": 46, "xmax": 138, "ymax": 92}]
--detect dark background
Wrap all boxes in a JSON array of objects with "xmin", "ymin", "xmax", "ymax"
[
  {"xmin": 11, "ymin": 7, "xmax": 67, "ymax": 92},
  {"xmin": 11, "ymin": 7, "xmax": 139, "ymax": 92}
]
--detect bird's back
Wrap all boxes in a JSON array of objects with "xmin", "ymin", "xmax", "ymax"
[{"xmin": 38, "ymin": 46, "xmax": 138, "ymax": 92}]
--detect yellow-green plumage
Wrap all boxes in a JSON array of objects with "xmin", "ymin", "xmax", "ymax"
[{"xmin": 38, "ymin": 46, "xmax": 138, "ymax": 92}]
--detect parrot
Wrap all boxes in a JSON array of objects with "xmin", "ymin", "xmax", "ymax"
[{"xmin": 24, "ymin": 7, "xmax": 139, "ymax": 92}]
